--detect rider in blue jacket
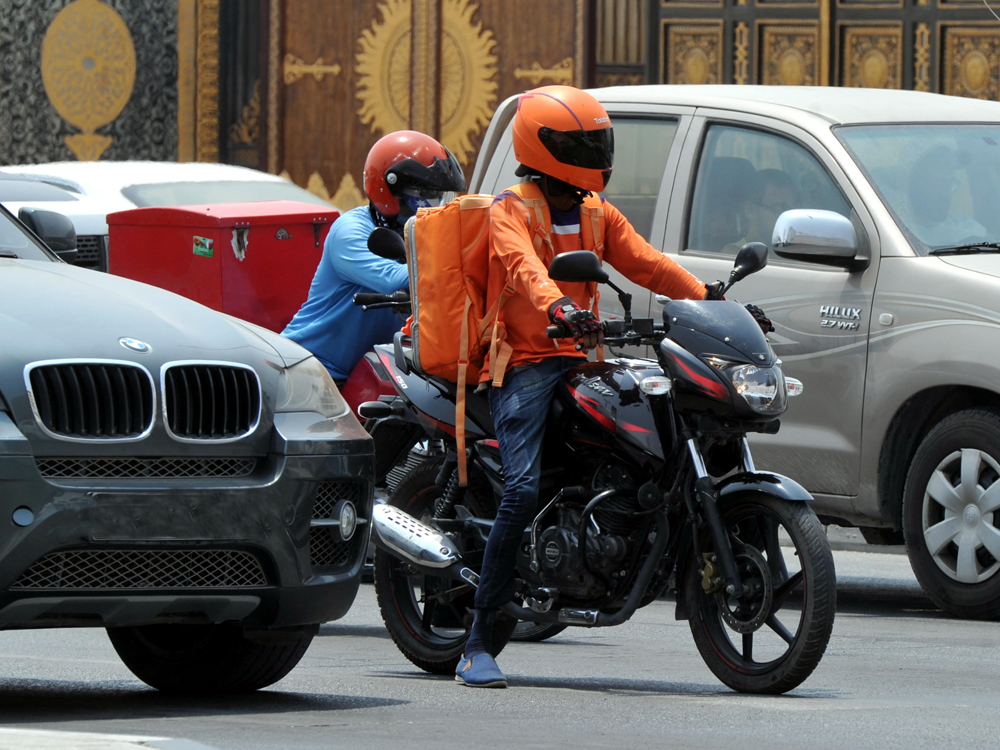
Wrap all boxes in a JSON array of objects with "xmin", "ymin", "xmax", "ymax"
[{"xmin": 283, "ymin": 131, "xmax": 466, "ymax": 382}]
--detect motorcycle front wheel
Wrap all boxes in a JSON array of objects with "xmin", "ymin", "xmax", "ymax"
[
  {"xmin": 687, "ymin": 495, "xmax": 836, "ymax": 694},
  {"xmin": 374, "ymin": 457, "xmax": 516, "ymax": 675}
]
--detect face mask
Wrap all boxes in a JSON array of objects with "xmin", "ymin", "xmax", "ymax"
[{"xmin": 398, "ymin": 188, "xmax": 452, "ymax": 221}]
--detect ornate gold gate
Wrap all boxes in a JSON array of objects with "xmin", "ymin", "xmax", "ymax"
[
  {"xmin": 265, "ymin": 0, "xmax": 593, "ymax": 210},
  {"xmin": 655, "ymin": 0, "xmax": 1000, "ymax": 95}
]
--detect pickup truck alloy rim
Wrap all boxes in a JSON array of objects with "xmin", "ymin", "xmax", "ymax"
[{"xmin": 923, "ymin": 448, "xmax": 1000, "ymax": 584}]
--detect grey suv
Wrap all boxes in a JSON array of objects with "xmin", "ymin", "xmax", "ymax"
[
  {"xmin": 471, "ymin": 85, "xmax": 1000, "ymax": 619},
  {"xmin": 0, "ymin": 206, "xmax": 372, "ymax": 690}
]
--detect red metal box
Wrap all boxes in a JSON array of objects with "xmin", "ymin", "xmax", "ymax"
[{"xmin": 107, "ymin": 200, "xmax": 339, "ymax": 332}]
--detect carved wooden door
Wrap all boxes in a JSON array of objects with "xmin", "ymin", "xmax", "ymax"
[
  {"xmin": 656, "ymin": 0, "xmax": 1000, "ymax": 95},
  {"xmin": 266, "ymin": 0, "xmax": 594, "ymax": 212}
]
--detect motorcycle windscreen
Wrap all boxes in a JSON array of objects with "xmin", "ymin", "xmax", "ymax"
[{"xmin": 662, "ymin": 300, "xmax": 773, "ymax": 366}]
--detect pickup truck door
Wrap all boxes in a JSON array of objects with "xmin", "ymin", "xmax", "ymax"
[{"xmin": 660, "ymin": 111, "xmax": 881, "ymax": 503}]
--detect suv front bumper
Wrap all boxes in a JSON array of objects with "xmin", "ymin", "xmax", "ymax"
[{"xmin": 0, "ymin": 411, "xmax": 374, "ymax": 630}]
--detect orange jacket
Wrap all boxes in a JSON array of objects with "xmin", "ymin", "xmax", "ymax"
[{"xmin": 484, "ymin": 186, "xmax": 706, "ymax": 380}]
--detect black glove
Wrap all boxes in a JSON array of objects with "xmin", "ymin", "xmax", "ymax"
[
  {"xmin": 548, "ymin": 297, "xmax": 601, "ymax": 338},
  {"xmin": 705, "ymin": 281, "xmax": 725, "ymax": 300},
  {"xmin": 745, "ymin": 303, "xmax": 774, "ymax": 334}
]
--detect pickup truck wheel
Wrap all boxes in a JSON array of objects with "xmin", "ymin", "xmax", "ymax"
[
  {"xmin": 903, "ymin": 409, "xmax": 1000, "ymax": 619},
  {"xmin": 107, "ymin": 623, "xmax": 314, "ymax": 692}
]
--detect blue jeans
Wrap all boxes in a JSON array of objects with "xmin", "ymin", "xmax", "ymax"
[{"xmin": 475, "ymin": 357, "xmax": 576, "ymax": 610}]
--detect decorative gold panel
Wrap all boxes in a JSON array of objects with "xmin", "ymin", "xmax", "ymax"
[
  {"xmin": 663, "ymin": 22, "xmax": 724, "ymax": 84},
  {"xmin": 595, "ymin": 71, "xmax": 646, "ymax": 86},
  {"xmin": 914, "ymin": 23, "xmax": 931, "ymax": 92},
  {"xmin": 944, "ymin": 26, "xmax": 1000, "ymax": 100},
  {"xmin": 760, "ymin": 24, "xmax": 819, "ymax": 86},
  {"xmin": 841, "ymin": 25, "xmax": 902, "ymax": 89}
]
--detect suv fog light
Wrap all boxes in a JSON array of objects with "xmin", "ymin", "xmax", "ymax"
[
  {"xmin": 12, "ymin": 507, "xmax": 33, "ymax": 527},
  {"xmin": 338, "ymin": 501, "xmax": 358, "ymax": 541}
]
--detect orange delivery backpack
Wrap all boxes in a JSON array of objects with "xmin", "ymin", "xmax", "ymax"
[{"xmin": 402, "ymin": 181, "xmax": 605, "ymax": 484}]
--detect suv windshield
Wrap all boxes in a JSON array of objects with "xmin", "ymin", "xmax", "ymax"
[
  {"xmin": 0, "ymin": 206, "xmax": 55, "ymax": 262},
  {"xmin": 121, "ymin": 180, "xmax": 333, "ymax": 208},
  {"xmin": 838, "ymin": 124, "xmax": 1000, "ymax": 255}
]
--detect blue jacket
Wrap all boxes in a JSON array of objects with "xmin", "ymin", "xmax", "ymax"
[{"xmin": 282, "ymin": 206, "xmax": 408, "ymax": 380}]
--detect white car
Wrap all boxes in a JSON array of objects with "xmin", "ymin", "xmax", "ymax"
[
  {"xmin": 2, "ymin": 161, "xmax": 333, "ymax": 271},
  {"xmin": 0, "ymin": 177, "xmax": 110, "ymax": 270}
]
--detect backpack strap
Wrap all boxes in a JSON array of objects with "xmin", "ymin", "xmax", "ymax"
[
  {"xmin": 511, "ymin": 181, "xmax": 555, "ymax": 262},
  {"xmin": 581, "ymin": 197, "xmax": 607, "ymax": 362}
]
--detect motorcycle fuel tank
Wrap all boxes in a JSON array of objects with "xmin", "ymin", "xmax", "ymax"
[{"xmin": 562, "ymin": 360, "xmax": 666, "ymax": 460}]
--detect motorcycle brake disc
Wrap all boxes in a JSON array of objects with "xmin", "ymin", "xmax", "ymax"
[{"xmin": 716, "ymin": 544, "xmax": 772, "ymax": 634}]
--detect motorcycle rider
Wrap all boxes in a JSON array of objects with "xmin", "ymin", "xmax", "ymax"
[
  {"xmin": 456, "ymin": 86, "xmax": 712, "ymax": 688},
  {"xmin": 282, "ymin": 131, "xmax": 466, "ymax": 383}
]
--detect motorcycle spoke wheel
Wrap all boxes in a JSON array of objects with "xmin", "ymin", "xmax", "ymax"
[
  {"xmin": 688, "ymin": 496, "xmax": 836, "ymax": 694},
  {"xmin": 374, "ymin": 458, "xmax": 516, "ymax": 674}
]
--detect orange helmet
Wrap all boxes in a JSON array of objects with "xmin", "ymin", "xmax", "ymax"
[
  {"xmin": 363, "ymin": 130, "xmax": 466, "ymax": 218},
  {"xmin": 512, "ymin": 86, "xmax": 614, "ymax": 194}
]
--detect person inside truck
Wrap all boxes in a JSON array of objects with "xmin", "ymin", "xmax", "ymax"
[
  {"xmin": 455, "ymin": 85, "xmax": 726, "ymax": 688},
  {"xmin": 907, "ymin": 144, "xmax": 988, "ymax": 250},
  {"xmin": 282, "ymin": 131, "xmax": 466, "ymax": 384}
]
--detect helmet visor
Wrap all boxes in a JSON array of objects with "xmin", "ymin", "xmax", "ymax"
[{"xmin": 538, "ymin": 126, "xmax": 614, "ymax": 171}]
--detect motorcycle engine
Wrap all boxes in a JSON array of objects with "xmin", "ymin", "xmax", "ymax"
[{"xmin": 535, "ymin": 505, "xmax": 631, "ymax": 599}]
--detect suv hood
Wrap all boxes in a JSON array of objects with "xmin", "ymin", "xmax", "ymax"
[{"xmin": 0, "ymin": 259, "xmax": 285, "ymax": 366}]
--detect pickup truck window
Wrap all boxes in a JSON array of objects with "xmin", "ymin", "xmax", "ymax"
[
  {"xmin": 599, "ymin": 118, "xmax": 678, "ymax": 240},
  {"xmin": 687, "ymin": 124, "xmax": 850, "ymax": 256}
]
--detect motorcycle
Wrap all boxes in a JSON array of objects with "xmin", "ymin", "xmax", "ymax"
[{"xmin": 360, "ymin": 238, "xmax": 836, "ymax": 694}]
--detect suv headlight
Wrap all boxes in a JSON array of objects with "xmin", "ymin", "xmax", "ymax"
[
  {"xmin": 275, "ymin": 357, "xmax": 348, "ymax": 418},
  {"xmin": 729, "ymin": 364, "xmax": 787, "ymax": 415}
]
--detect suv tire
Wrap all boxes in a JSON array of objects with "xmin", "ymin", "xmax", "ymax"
[
  {"xmin": 107, "ymin": 623, "xmax": 314, "ymax": 692},
  {"xmin": 903, "ymin": 408, "xmax": 1000, "ymax": 619}
]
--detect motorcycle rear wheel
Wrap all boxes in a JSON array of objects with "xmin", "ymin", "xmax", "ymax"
[
  {"xmin": 374, "ymin": 457, "xmax": 516, "ymax": 675},
  {"xmin": 687, "ymin": 495, "xmax": 836, "ymax": 694}
]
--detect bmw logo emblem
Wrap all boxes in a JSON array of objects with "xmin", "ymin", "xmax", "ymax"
[{"xmin": 119, "ymin": 337, "xmax": 151, "ymax": 354}]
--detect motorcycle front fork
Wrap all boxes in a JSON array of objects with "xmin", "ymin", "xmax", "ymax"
[{"xmin": 686, "ymin": 437, "xmax": 755, "ymax": 598}]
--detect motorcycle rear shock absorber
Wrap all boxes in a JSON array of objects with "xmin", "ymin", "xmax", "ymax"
[{"xmin": 434, "ymin": 454, "xmax": 464, "ymax": 519}]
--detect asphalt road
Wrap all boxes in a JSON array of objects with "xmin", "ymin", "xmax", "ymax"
[{"xmin": 0, "ymin": 549, "xmax": 996, "ymax": 750}]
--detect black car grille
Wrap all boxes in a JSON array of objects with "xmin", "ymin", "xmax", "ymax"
[
  {"xmin": 310, "ymin": 527, "xmax": 354, "ymax": 568},
  {"xmin": 28, "ymin": 363, "xmax": 154, "ymax": 439},
  {"xmin": 309, "ymin": 481, "xmax": 364, "ymax": 569},
  {"xmin": 36, "ymin": 456, "xmax": 258, "ymax": 479},
  {"xmin": 12, "ymin": 549, "xmax": 267, "ymax": 589},
  {"xmin": 163, "ymin": 364, "xmax": 260, "ymax": 440},
  {"xmin": 312, "ymin": 481, "xmax": 363, "ymax": 519},
  {"xmin": 74, "ymin": 235, "xmax": 105, "ymax": 271}
]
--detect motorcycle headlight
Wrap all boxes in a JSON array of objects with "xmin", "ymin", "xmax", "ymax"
[
  {"xmin": 275, "ymin": 357, "xmax": 348, "ymax": 418},
  {"xmin": 729, "ymin": 364, "xmax": 787, "ymax": 415}
]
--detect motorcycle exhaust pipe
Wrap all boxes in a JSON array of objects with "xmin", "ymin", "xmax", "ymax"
[{"xmin": 371, "ymin": 504, "xmax": 480, "ymax": 587}]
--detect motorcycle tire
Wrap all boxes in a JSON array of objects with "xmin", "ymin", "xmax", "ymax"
[
  {"xmin": 687, "ymin": 495, "xmax": 836, "ymax": 695},
  {"xmin": 374, "ymin": 457, "xmax": 517, "ymax": 675},
  {"xmin": 511, "ymin": 620, "xmax": 568, "ymax": 643}
]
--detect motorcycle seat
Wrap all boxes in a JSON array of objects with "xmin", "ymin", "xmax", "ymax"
[{"xmin": 426, "ymin": 375, "xmax": 495, "ymax": 436}]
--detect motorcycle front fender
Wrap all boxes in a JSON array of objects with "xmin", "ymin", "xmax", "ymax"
[
  {"xmin": 716, "ymin": 471, "xmax": 813, "ymax": 503},
  {"xmin": 673, "ymin": 471, "xmax": 813, "ymax": 621}
]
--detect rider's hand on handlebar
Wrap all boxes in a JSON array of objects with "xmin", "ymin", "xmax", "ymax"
[
  {"xmin": 548, "ymin": 297, "xmax": 604, "ymax": 353},
  {"xmin": 745, "ymin": 303, "xmax": 775, "ymax": 334}
]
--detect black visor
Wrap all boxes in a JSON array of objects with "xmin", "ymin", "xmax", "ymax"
[
  {"xmin": 538, "ymin": 126, "xmax": 614, "ymax": 171},
  {"xmin": 386, "ymin": 151, "xmax": 467, "ymax": 195}
]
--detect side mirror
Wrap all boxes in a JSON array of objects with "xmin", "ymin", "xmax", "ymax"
[
  {"xmin": 772, "ymin": 209, "xmax": 861, "ymax": 269},
  {"xmin": 547, "ymin": 250, "xmax": 608, "ymax": 283},
  {"xmin": 731, "ymin": 241, "xmax": 768, "ymax": 282},
  {"xmin": 18, "ymin": 207, "xmax": 77, "ymax": 263},
  {"xmin": 367, "ymin": 226, "xmax": 407, "ymax": 263}
]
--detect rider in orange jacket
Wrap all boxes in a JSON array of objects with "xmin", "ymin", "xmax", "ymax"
[{"xmin": 456, "ymin": 86, "xmax": 711, "ymax": 688}]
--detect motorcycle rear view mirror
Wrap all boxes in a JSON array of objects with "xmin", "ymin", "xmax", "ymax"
[
  {"xmin": 547, "ymin": 250, "xmax": 609, "ymax": 284},
  {"xmin": 368, "ymin": 227, "xmax": 407, "ymax": 264},
  {"xmin": 731, "ymin": 242, "xmax": 768, "ymax": 282}
]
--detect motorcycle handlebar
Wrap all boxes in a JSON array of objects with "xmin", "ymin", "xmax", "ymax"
[{"xmin": 353, "ymin": 290, "xmax": 410, "ymax": 307}]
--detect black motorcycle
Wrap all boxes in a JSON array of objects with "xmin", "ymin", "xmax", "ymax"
[{"xmin": 360, "ymin": 241, "xmax": 836, "ymax": 694}]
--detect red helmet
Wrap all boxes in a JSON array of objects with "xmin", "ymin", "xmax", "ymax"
[
  {"xmin": 363, "ymin": 130, "xmax": 466, "ymax": 217},
  {"xmin": 512, "ymin": 86, "xmax": 614, "ymax": 194}
]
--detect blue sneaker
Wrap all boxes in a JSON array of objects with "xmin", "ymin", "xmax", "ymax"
[{"xmin": 455, "ymin": 653, "xmax": 507, "ymax": 688}]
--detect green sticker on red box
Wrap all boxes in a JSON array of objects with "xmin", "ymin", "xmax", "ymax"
[{"xmin": 193, "ymin": 236, "xmax": 214, "ymax": 257}]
